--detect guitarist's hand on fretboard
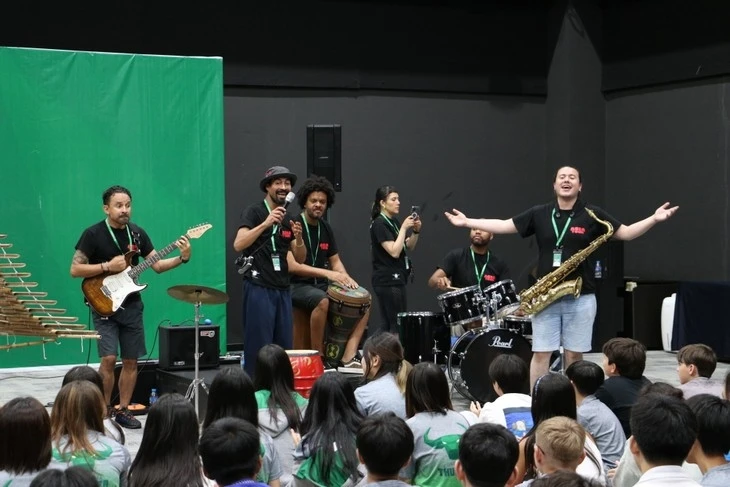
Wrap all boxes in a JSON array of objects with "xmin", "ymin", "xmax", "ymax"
[{"xmin": 175, "ymin": 235, "xmax": 192, "ymax": 262}]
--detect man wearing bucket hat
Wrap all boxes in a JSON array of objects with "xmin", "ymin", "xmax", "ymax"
[{"xmin": 234, "ymin": 166, "xmax": 306, "ymax": 377}]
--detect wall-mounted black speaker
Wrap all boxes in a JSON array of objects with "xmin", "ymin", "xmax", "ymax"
[
  {"xmin": 307, "ymin": 124, "xmax": 342, "ymax": 191},
  {"xmin": 159, "ymin": 325, "xmax": 220, "ymax": 371}
]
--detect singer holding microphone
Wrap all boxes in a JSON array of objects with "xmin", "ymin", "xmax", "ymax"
[
  {"xmin": 234, "ymin": 166, "xmax": 305, "ymax": 377},
  {"xmin": 369, "ymin": 185, "xmax": 422, "ymax": 336}
]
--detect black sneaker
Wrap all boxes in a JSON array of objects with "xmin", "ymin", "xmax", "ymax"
[{"xmin": 115, "ymin": 408, "xmax": 142, "ymax": 429}]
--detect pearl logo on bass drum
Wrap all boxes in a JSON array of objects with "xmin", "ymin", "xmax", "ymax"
[{"xmin": 489, "ymin": 335, "xmax": 514, "ymax": 349}]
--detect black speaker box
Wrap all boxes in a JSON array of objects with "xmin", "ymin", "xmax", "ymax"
[
  {"xmin": 591, "ymin": 240, "xmax": 625, "ymax": 352},
  {"xmin": 159, "ymin": 325, "xmax": 220, "ymax": 371},
  {"xmin": 307, "ymin": 124, "xmax": 342, "ymax": 191}
]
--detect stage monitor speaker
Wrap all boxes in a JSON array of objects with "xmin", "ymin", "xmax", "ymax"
[
  {"xmin": 159, "ymin": 325, "xmax": 220, "ymax": 371},
  {"xmin": 307, "ymin": 124, "xmax": 342, "ymax": 192}
]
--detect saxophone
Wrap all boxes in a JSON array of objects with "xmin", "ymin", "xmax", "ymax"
[{"xmin": 517, "ymin": 208, "xmax": 614, "ymax": 316}]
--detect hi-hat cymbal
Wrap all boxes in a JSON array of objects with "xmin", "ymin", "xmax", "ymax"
[{"xmin": 167, "ymin": 285, "xmax": 229, "ymax": 305}]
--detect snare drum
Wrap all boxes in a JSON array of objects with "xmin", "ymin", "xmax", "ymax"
[
  {"xmin": 325, "ymin": 284, "xmax": 371, "ymax": 365},
  {"xmin": 397, "ymin": 312, "xmax": 450, "ymax": 365},
  {"xmin": 482, "ymin": 279, "xmax": 520, "ymax": 318},
  {"xmin": 448, "ymin": 328, "xmax": 532, "ymax": 403},
  {"xmin": 437, "ymin": 285, "xmax": 486, "ymax": 327},
  {"xmin": 502, "ymin": 315, "xmax": 532, "ymax": 339},
  {"xmin": 286, "ymin": 350, "xmax": 325, "ymax": 399}
]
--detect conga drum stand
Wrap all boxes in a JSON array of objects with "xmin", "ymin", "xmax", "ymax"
[{"xmin": 167, "ymin": 285, "xmax": 229, "ymax": 419}]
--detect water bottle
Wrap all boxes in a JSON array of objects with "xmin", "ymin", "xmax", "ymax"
[
  {"xmin": 240, "ymin": 351, "xmax": 245, "ymax": 370},
  {"xmin": 149, "ymin": 388, "xmax": 158, "ymax": 407},
  {"xmin": 594, "ymin": 260, "xmax": 602, "ymax": 279}
]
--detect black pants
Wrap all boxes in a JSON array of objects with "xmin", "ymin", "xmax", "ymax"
[{"xmin": 372, "ymin": 285, "xmax": 407, "ymax": 337}]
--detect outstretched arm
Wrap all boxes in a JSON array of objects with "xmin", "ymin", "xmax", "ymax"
[
  {"xmin": 613, "ymin": 202, "xmax": 679, "ymax": 241},
  {"xmin": 444, "ymin": 209, "xmax": 518, "ymax": 234}
]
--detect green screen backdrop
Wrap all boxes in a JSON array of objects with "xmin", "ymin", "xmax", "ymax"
[{"xmin": 0, "ymin": 47, "xmax": 226, "ymax": 368}]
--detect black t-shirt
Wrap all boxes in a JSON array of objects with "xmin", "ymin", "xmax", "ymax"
[
  {"xmin": 239, "ymin": 201, "xmax": 296, "ymax": 290},
  {"xmin": 595, "ymin": 375, "xmax": 651, "ymax": 438},
  {"xmin": 512, "ymin": 200, "xmax": 621, "ymax": 294},
  {"xmin": 370, "ymin": 214, "xmax": 409, "ymax": 287},
  {"xmin": 291, "ymin": 215, "xmax": 339, "ymax": 286},
  {"xmin": 75, "ymin": 220, "xmax": 155, "ymax": 303},
  {"xmin": 438, "ymin": 248, "xmax": 510, "ymax": 291}
]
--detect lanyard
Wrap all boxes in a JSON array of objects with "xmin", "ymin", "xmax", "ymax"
[
  {"xmin": 380, "ymin": 213, "xmax": 406, "ymax": 254},
  {"xmin": 551, "ymin": 209, "xmax": 572, "ymax": 248},
  {"xmin": 263, "ymin": 199, "xmax": 279, "ymax": 252},
  {"xmin": 470, "ymin": 249, "xmax": 490, "ymax": 286},
  {"xmin": 105, "ymin": 219, "xmax": 132, "ymax": 254},
  {"xmin": 301, "ymin": 214, "xmax": 320, "ymax": 265}
]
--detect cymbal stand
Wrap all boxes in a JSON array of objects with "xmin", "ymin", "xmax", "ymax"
[{"xmin": 183, "ymin": 290, "xmax": 209, "ymax": 420}]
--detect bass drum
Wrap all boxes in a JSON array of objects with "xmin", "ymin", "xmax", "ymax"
[{"xmin": 448, "ymin": 328, "xmax": 532, "ymax": 403}]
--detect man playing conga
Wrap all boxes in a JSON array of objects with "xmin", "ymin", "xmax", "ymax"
[{"xmin": 287, "ymin": 176, "xmax": 369, "ymax": 370}]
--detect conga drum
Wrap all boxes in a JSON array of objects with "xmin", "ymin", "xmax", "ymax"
[
  {"xmin": 286, "ymin": 350, "xmax": 324, "ymax": 398},
  {"xmin": 325, "ymin": 283, "xmax": 372, "ymax": 365}
]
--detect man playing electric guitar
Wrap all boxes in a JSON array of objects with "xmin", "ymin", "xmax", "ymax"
[{"xmin": 70, "ymin": 185, "xmax": 192, "ymax": 429}]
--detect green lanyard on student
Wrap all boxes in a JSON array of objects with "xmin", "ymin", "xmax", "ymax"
[
  {"xmin": 470, "ymin": 249, "xmax": 490, "ymax": 286},
  {"xmin": 263, "ymin": 199, "xmax": 279, "ymax": 252},
  {"xmin": 551, "ymin": 209, "xmax": 572, "ymax": 248},
  {"xmin": 105, "ymin": 219, "xmax": 132, "ymax": 253},
  {"xmin": 302, "ymin": 214, "xmax": 320, "ymax": 265}
]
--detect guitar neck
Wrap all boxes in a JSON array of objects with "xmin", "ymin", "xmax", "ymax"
[{"xmin": 128, "ymin": 242, "xmax": 178, "ymax": 279}]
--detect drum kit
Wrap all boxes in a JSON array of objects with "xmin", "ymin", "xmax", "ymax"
[{"xmin": 397, "ymin": 279, "xmax": 533, "ymax": 404}]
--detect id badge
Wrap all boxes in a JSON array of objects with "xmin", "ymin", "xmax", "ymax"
[
  {"xmin": 272, "ymin": 253, "xmax": 281, "ymax": 272},
  {"xmin": 405, "ymin": 256, "xmax": 410, "ymax": 270},
  {"xmin": 552, "ymin": 249, "xmax": 562, "ymax": 268}
]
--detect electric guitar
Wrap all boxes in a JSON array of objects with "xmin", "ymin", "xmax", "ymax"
[{"xmin": 82, "ymin": 223, "xmax": 212, "ymax": 316}]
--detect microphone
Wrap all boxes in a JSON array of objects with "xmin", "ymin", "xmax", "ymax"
[{"xmin": 283, "ymin": 191, "xmax": 296, "ymax": 209}]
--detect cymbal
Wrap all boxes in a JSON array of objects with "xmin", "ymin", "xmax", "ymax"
[{"xmin": 167, "ymin": 285, "xmax": 229, "ymax": 305}]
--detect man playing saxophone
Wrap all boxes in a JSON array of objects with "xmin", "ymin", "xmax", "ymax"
[{"xmin": 444, "ymin": 166, "xmax": 678, "ymax": 388}]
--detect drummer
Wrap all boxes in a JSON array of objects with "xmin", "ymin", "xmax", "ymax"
[
  {"xmin": 428, "ymin": 228, "xmax": 511, "ymax": 328},
  {"xmin": 287, "ymin": 176, "xmax": 368, "ymax": 370}
]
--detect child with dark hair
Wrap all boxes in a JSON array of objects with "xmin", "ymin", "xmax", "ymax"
[
  {"xmin": 62, "ymin": 365, "xmax": 125, "ymax": 444},
  {"xmin": 628, "ymin": 394, "xmax": 700, "ymax": 486},
  {"xmin": 530, "ymin": 470, "xmax": 603, "ymax": 487},
  {"xmin": 595, "ymin": 338, "xmax": 651, "ymax": 437},
  {"xmin": 676, "ymin": 344, "xmax": 724, "ymax": 399},
  {"xmin": 455, "ymin": 423, "xmax": 519, "ymax": 487},
  {"xmin": 30, "ymin": 466, "xmax": 99, "ymax": 487},
  {"xmin": 565, "ymin": 360, "xmax": 625, "ymax": 470},
  {"xmin": 255, "ymin": 344, "xmax": 308, "ymax": 487},
  {"xmin": 200, "ymin": 417, "xmax": 269, "ymax": 487},
  {"xmin": 402, "ymin": 362, "xmax": 471, "ymax": 487},
  {"xmin": 462, "ymin": 354, "xmax": 532, "ymax": 439},
  {"xmin": 294, "ymin": 372, "xmax": 364, "ymax": 486},
  {"xmin": 356, "ymin": 412, "xmax": 413, "ymax": 486},
  {"xmin": 203, "ymin": 367, "xmax": 282, "ymax": 486},
  {"xmin": 355, "ymin": 332, "xmax": 409, "ymax": 418},
  {"xmin": 686, "ymin": 394, "xmax": 730, "ymax": 486},
  {"xmin": 0, "ymin": 397, "xmax": 52, "ymax": 485}
]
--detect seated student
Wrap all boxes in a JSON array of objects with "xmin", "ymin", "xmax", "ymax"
[
  {"xmin": 355, "ymin": 412, "xmax": 413, "ymax": 486},
  {"xmin": 530, "ymin": 470, "xmax": 603, "ymax": 487},
  {"xmin": 403, "ymin": 362, "xmax": 471, "ymax": 487},
  {"xmin": 685, "ymin": 394, "xmax": 730, "ymax": 486},
  {"xmin": 676, "ymin": 344, "xmax": 725, "ymax": 399},
  {"xmin": 594, "ymin": 338, "xmax": 651, "ymax": 438},
  {"xmin": 62, "ymin": 366, "xmax": 125, "ymax": 445},
  {"xmin": 629, "ymin": 394, "xmax": 700, "ymax": 487},
  {"xmin": 609, "ymin": 382, "xmax": 703, "ymax": 487},
  {"xmin": 355, "ymin": 333, "xmax": 409, "ymax": 419},
  {"xmin": 0, "ymin": 397, "xmax": 53, "ymax": 485},
  {"xmin": 517, "ymin": 416, "xmax": 589, "ymax": 487},
  {"xmin": 200, "ymin": 417, "xmax": 269, "ymax": 487},
  {"xmin": 462, "ymin": 355, "xmax": 533, "ymax": 440},
  {"xmin": 455, "ymin": 423, "xmax": 519, "ymax": 487},
  {"xmin": 565, "ymin": 360, "xmax": 625, "ymax": 470},
  {"xmin": 29, "ymin": 466, "xmax": 99, "ymax": 487}
]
